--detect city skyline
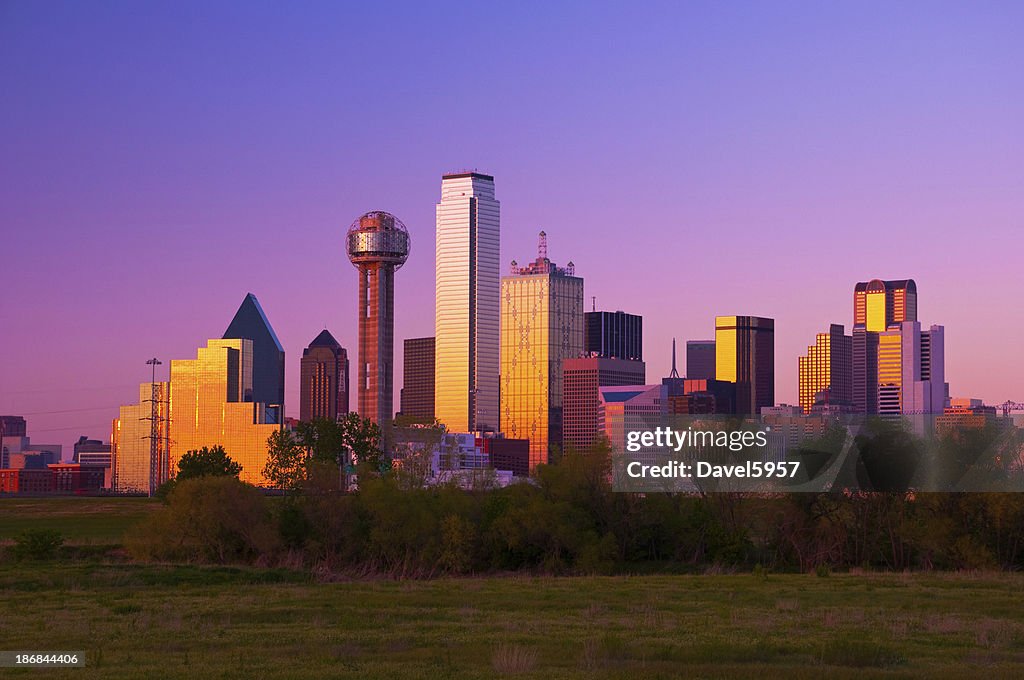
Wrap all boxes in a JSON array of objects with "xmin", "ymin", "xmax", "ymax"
[{"xmin": 3, "ymin": 3, "xmax": 1022, "ymax": 450}]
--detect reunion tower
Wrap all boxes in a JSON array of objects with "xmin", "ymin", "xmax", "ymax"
[{"xmin": 346, "ymin": 211, "xmax": 410, "ymax": 428}]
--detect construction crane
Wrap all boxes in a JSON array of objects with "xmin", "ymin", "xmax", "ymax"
[{"xmin": 998, "ymin": 401, "xmax": 1024, "ymax": 418}]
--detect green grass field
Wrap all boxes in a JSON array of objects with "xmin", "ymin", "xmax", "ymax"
[
  {"xmin": 0, "ymin": 497, "xmax": 156, "ymax": 544},
  {"xmin": 1, "ymin": 565, "xmax": 1024, "ymax": 678},
  {"xmin": 2, "ymin": 498, "xmax": 1024, "ymax": 678}
]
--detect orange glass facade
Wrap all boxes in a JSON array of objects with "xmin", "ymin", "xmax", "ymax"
[
  {"xmin": 798, "ymin": 324, "xmax": 852, "ymax": 413},
  {"xmin": 170, "ymin": 339, "xmax": 280, "ymax": 486},
  {"xmin": 500, "ymin": 266, "xmax": 584, "ymax": 469}
]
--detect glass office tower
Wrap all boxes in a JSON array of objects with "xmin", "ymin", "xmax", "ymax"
[
  {"xmin": 715, "ymin": 315, "xmax": 775, "ymax": 415},
  {"xmin": 435, "ymin": 172, "xmax": 500, "ymax": 433},
  {"xmin": 500, "ymin": 233, "xmax": 584, "ymax": 469},
  {"xmin": 223, "ymin": 293, "xmax": 285, "ymax": 422},
  {"xmin": 798, "ymin": 324, "xmax": 852, "ymax": 413}
]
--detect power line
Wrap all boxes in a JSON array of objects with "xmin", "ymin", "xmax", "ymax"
[{"xmin": 14, "ymin": 405, "xmax": 121, "ymax": 416}]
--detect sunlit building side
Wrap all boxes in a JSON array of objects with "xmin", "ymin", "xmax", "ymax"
[
  {"xmin": 169, "ymin": 339, "xmax": 280, "ymax": 486},
  {"xmin": 500, "ymin": 232, "xmax": 584, "ymax": 469},
  {"xmin": 112, "ymin": 383, "xmax": 169, "ymax": 494},
  {"xmin": 798, "ymin": 324, "xmax": 852, "ymax": 414},
  {"xmin": 435, "ymin": 172, "xmax": 500, "ymax": 433}
]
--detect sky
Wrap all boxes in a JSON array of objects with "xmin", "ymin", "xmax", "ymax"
[{"xmin": 2, "ymin": 1, "xmax": 1022, "ymax": 454}]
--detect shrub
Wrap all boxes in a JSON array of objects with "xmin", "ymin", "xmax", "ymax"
[
  {"xmin": 126, "ymin": 476, "xmax": 280, "ymax": 564},
  {"xmin": 12, "ymin": 529, "xmax": 64, "ymax": 561}
]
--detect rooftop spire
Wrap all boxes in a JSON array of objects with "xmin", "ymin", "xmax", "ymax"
[{"xmin": 669, "ymin": 338, "xmax": 680, "ymax": 379}]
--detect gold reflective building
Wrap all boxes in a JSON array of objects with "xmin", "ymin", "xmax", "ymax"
[
  {"xmin": 169, "ymin": 339, "xmax": 280, "ymax": 486},
  {"xmin": 500, "ymin": 232, "xmax": 584, "ymax": 469},
  {"xmin": 111, "ymin": 382, "xmax": 170, "ymax": 494},
  {"xmin": 798, "ymin": 324, "xmax": 852, "ymax": 413},
  {"xmin": 854, "ymin": 279, "xmax": 917, "ymax": 332}
]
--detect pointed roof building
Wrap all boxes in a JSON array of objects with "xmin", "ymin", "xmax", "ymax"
[{"xmin": 223, "ymin": 293, "xmax": 285, "ymax": 412}]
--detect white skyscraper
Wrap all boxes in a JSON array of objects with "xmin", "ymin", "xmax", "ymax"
[{"xmin": 435, "ymin": 172, "xmax": 500, "ymax": 432}]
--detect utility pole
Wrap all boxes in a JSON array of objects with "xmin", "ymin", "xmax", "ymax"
[{"xmin": 143, "ymin": 358, "xmax": 164, "ymax": 497}]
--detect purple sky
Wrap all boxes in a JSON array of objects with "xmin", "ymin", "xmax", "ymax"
[{"xmin": 2, "ymin": 1, "xmax": 1022, "ymax": 453}]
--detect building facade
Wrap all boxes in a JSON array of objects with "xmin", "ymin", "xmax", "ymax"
[
  {"xmin": 169, "ymin": 339, "xmax": 280, "ymax": 486},
  {"xmin": 854, "ymin": 279, "xmax": 917, "ymax": 332},
  {"xmin": 500, "ymin": 232, "xmax": 584, "ymax": 469},
  {"xmin": 851, "ymin": 278, "xmax": 919, "ymax": 414},
  {"xmin": 584, "ymin": 310, "xmax": 642, "ymax": 360},
  {"xmin": 599, "ymin": 384, "xmax": 667, "ymax": 463},
  {"xmin": 299, "ymin": 329, "xmax": 349, "ymax": 422},
  {"xmin": 223, "ymin": 293, "xmax": 285, "ymax": 422},
  {"xmin": 798, "ymin": 324, "xmax": 853, "ymax": 414},
  {"xmin": 562, "ymin": 357, "xmax": 646, "ymax": 453},
  {"xmin": 112, "ymin": 382, "xmax": 170, "ymax": 494},
  {"xmin": 434, "ymin": 172, "xmax": 500, "ymax": 433},
  {"xmin": 877, "ymin": 321, "xmax": 946, "ymax": 416},
  {"xmin": 686, "ymin": 340, "xmax": 716, "ymax": 381},
  {"xmin": 401, "ymin": 336, "xmax": 436, "ymax": 421},
  {"xmin": 715, "ymin": 316, "xmax": 775, "ymax": 415}
]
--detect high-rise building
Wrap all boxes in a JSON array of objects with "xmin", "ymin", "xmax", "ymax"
[
  {"xmin": 851, "ymin": 278, "xmax": 918, "ymax": 414},
  {"xmin": 500, "ymin": 232, "xmax": 584, "ymax": 469},
  {"xmin": 346, "ymin": 211, "xmax": 411, "ymax": 429},
  {"xmin": 401, "ymin": 337, "xmax": 436, "ymax": 421},
  {"xmin": 852, "ymin": 327, "xmax": 880, "ymax": 414},
  {"xmin": 715, "ymin": 316, "xmax": 774, "ymax": 415},
  {"xmin": 112, "ymin": 382, "xmax": 170, "ymax": 494},
  {"xmin": 223, "ymin": 293, "xmax": 285, "ymax": 422},
  {"xmin": 434, "ymin": 172, "xmax": 500, "ymax": 433},
  {"xmin": 585, "ymin": 310, "xmax": 642, "ymax": 360},
  {"xmin": 798, "ymin": 324, "xmax": 853, "ymax": 414},
  {"xmin": 854, "ymin": 279, "xmax": 917, "ymax": 332},
  {"xmin": 169, "ymin": 339, "xmax": 281, "ymax": 486},
  {"xmin": 299, "ymin": 329, "xmax": 349, "ymax": 422},
  {"xmin": 686, "ymin": 340, "xmax": 716, "ymax": 381},
  {"xmin": 878, "ymin": 321, "xmax": 946, "ymax": 416},
  {"xmin": 562, "ymin": 357, "xmax": 646, "ymax": 453}
]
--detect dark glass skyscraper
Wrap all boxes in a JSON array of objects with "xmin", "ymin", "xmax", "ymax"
[
  {"xmin": 715, "ymin": 316, "xmax": 774, "ymax": 415},
  {"xmin": 223, "ymin": 293, "xmax": 285, "ymax": 420},
  {"xmin": 686, "ymin": 340, "xmax": 716, "ymax": 381},
  {"xmin": 300, "ymin": 330, "xmax": 349, "ymax": 422},
  {"xmin": 401, "ymin": 337, "xmax": 435, "ymax": 422},
  {"xmin": 585, "ymin": 310, "xmax": 642, "ymax": 360}
]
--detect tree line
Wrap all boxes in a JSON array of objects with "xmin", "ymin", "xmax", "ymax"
[{"xmin": 127, "ymin": 415, "xmax": 1024, "ymax": 576}]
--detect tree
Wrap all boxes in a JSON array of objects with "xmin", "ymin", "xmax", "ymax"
[
  {"xmin": 263, "ymin": 429, "xmax": 309, "ymax": 492},
  {"xmin": 176, "ymin": 445, "xmax": 242, "ymax": 480},
  {"xmin": 338, "ymin": 412, "xmax": 386, "ymax": 473}
]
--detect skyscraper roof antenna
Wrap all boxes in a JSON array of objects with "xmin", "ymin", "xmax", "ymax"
[
  {"xmin": 538, "ymin": 231, "xmax": 547, "ymax": 261},
  {"xmin": 669, "ymin": 339, "xmax": 680, "ymax": 379},
  {"xmin": 592, "ymin": 296, "xmax": 596, "ymax": 312}
]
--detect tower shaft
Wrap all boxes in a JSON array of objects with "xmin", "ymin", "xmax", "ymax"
[{"xmin": 357, "ymin": 262, "xmax": 396, "ymax": 427}]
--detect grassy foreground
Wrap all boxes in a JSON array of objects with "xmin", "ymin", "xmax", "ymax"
[
  {"xmin": 1, "ymin": 563, "xmax": 1024, "ymax": 678},
  {"xmin": 0, "ymin": 497, "xmax": 157, "ymax": 544}
]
